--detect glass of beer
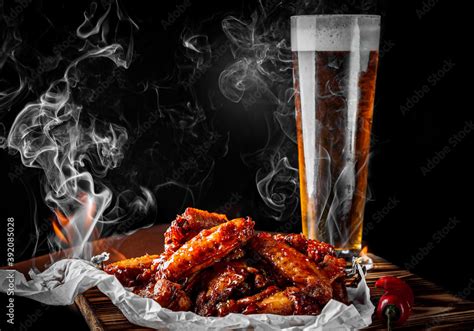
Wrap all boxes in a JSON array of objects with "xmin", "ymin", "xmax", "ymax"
[{"xmin": 291, "ymin": 15, "xmax": 380, "ymax": 259}]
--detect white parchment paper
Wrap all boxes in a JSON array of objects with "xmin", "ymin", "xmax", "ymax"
[{"xmin": 0, "ymin": 260, "xmax": 374, "ymax": 330}]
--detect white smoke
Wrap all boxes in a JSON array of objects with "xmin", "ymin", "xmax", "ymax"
[
  {"xmin": 7, "ymin": 44, "xmax": 129, "ymax": 259},
  {"xmin": 3, "ymin": 0, "xmax": 154, "ymax": 259},
  {"xmin": 218, "ymin": 6, "xmax": 297, "ymax": 222},
  {"xmin": 217, "ymin": 0, "xmax": 380, "ymax": 227},
  {"xmin": 256, "ymin": 156, "xmax": 299, "ymax": 221},
  {"xmin": 0, "ymin": 25, "xmax": 27, "ymax": 116},
  {"xmin": 219, "ymin": 13, "xmax": 291, "ymax": 104}
]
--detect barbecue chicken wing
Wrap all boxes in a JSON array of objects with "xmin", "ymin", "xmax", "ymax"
[
  {"xmin": 164, "ymin": 208, "xmax": 228, "ymax": 252},
  {"xmin": 194, "ymin": 260, "xmax": 271, "ymax": 316},
  {"xmin": 243, "ymin": 287, "xmax": 321, "ymax": 315},
  {"xmin": 273, "ymin": 233, "xmax": 336, "ymax": 264},
  {"xmin": 273, "ymin": 233, "xmax": 348, "ymax": 303},
  {"xmin": 215, "ymin": 286, "xmax": 280, "ymax": 316},
  {"xmin": 250, "ymin": 233, "xmax": 332, "ymax": 304},
  {"xmin": 105, "ymin": 209, "xmax": 351, "ymax": 316},
  {"xmin": 104, "ymin": 254, "xmax": 159, "ymax": 287},
  {"xmin": 135, "ymin": 278, "xmax": 192, "ymax": 311},
  {"xmin": 157, "ymin": 217, "xmax": 255, "ymax": 282}
]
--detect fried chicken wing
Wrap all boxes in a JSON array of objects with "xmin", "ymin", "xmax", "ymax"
[
  {"xmin": 164, "ymin": 208, "xmax": 228, "ymax": 252},
  {"xmin": 243, "ymin": 287, "xmax": 321, "ymax": 315},
  {"xmin": 194, "ymin": 260, "xmax": 269, "ymax": 316},
  {"xmin": 104, "ymin": 254, "xmax": 159, "ymax": 287},
  {"xmin": 223, "ymin": 247, "xmax": 246, "ymax": 262},
  {"xmin": 319, "ymin": 254, "xmax": 349, "ymax": 303},
  {"xmin": 250, "ymin": 233, "xmax": 332, "ymax": 304},
  {"xmin": 243, "ymin": 289, "xmax": 293, "ymax": 315},
  {"xmin": 331, "ymin": 279, "xmax": 349, "ymax": 304},
  {"xmin": 179, "ymin": 268, "xmax": 215, "ymax": 299},
  {"xmin": 306, "ymin": 238, "xmax": 337, "ymax": 265},
  {"xmin": 319, "ymin": 254, "xmax": 346, "ymax": 283},
  {"xmin": 135, "ymin": 279, "xmax": 192, "ymax": 311},
  {"xmin": 273, "ymin": 233, "xmax": 348, "ymax": 303},
  {"xmin": 216, "ymin": 286, "xmax": 280, "ymax": 316},
  {"xmin": 235, "ymin": 285, "xmax": 280, "ymax": 308},
  {"xmin": 273, "ymin": 233, "xmax": 308, "ymax": 252},
  {"xmin": 107, "ymin": 208, "xmax": 350, "ymax": 317},
  {"xmin": 195, "ymin": 266, "xmax": 247, "ymax": 316},
  {"xmin": 157, "ymin": 217, "xmax": 255, "ymax": 282},
  {"xmin": 273, "ymin": 233, "xmax": 336, "ymax": 264},
  {"xmin": 150, "ymin": 249, "xmax": 174, "ymax": 274}
]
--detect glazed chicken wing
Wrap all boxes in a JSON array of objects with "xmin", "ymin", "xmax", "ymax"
[
  {"xmin": 194, "ymin": 260, "xmax": 270, "ymax": 316},
  {"xmin": 106, "ymin": 209, "xmax": 350, "ymax": 317},
  {"xmin": 272, "ymin": 233, "xmax": 308, "ymax": 252},
  {"xmin": 331, "ymin": 279, "xmax": 349, "ymax": 304},
  {"xmin": 164, "ymin": 208, "xmax": 228, "ymax": 252},
  {"xmin": 273, "ymin": 233, "xmax": 348, "ymax": 303},
  {"xmin": 157, "ymin": 217, "xmax": 255, "ymax": 282},
  {"xmin": 243, "ymin": 287, "xmax": 321, "ymax": 315},
  {"xmin": 135, "ymin": 278, "xmax": 192, "ymax": 311},
  {"xmin": 250, "ymin": 233, "xmax": 332, "ymax": 304},
  {"xmin": 216, "ymin": 286, "xmax": 280, "ymax": 316},
  {"xmin": 104, "ymin": 254, "xmax": 159, "ymax": 287},
  {"xmin": 319, "ymin": 254, "xmax": 346, "ymax": 283},
  {"xmin": 319, "ymin": 254, "xmax": 349, "ymax": 303},
  {"xmin": 195, "ymin": 266, "xmax": 247, "ymax": 316},
  {"xmin": 273, "ymin": 233, "xmax": 336, "ymax": 264},
  {"xmin": 273, "ymin": 233, "xmax": 346, "ymax": 280}
]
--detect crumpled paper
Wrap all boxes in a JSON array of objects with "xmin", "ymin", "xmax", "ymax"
[{"xmin": 0, "ymin": 259, "xmax": 374, "ymax": 330}]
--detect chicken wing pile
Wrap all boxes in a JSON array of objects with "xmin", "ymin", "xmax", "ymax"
[{"xmin": 104, "ymin": 208, "xmax": 348, "ymax": 316}]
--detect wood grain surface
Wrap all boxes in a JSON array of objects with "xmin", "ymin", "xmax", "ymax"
[{"xmin": 68, "ymin": 225, "xmax": 474, "ymax": 330}]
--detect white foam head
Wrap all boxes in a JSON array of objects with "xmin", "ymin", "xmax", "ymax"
[{"xmin": 291, "ymin": 15, "xmax": 380, "ymax": 52}]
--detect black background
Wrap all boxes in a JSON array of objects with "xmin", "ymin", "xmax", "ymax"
[{"xmin": 0, "ymin": 0, "xmax": 471, "ymax": 329}]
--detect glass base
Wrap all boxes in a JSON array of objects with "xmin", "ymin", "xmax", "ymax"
[
  {"xmin": 336, "ymin": 249, "xmax": 360, "ymax": 272},
  {"xmin": 336, "ymin": 249, "xmax": 374, "ymax": 274},
  {"xmin": 336, "ymin": 249, "xmax": 361, "ymax": 262}
]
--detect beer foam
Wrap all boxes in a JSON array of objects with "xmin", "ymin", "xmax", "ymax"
[{"xmin": 291, "ymin": 15, "xmax": 380, "ymax": 52}]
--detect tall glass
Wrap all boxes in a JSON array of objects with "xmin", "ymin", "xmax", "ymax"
[{"xmin": 291, "ymin": 15, "xmax": 380, "ymax": 259}]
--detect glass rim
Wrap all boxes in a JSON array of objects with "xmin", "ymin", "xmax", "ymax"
[{"xmin": 290, "ymin": 14, "xmax": 380, "ymax": 51}]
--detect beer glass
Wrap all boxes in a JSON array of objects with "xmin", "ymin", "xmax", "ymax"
[{"xmin": 291, "ymin": 15, "xmax": 380, "ymax": 258}]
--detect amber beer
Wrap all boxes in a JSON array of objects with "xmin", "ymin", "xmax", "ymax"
[{"xmin": 291, "ymin": 15, "xmax": 380, "ymax": 257}]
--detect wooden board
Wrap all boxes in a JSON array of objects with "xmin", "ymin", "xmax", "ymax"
[
  {"xmin": 70, "ymin": 226, "xmax": 474, "ymax": 330},
  {"xmin": 364, "ymin": 255, "xmax": 474, "ymax": 330}
]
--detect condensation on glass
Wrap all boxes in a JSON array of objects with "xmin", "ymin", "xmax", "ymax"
[{"xmin": 291, "ymin": 15, "xmax": 380, "ymax": 257}]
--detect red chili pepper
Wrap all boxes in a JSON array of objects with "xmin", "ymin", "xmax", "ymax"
[
  {"xmin": 375, "ymin": 276, "xmax": 414, "ymax": 330},
  {"xmin": 375, "ymin": 276, "xmax": 414, "ymax": 307}
]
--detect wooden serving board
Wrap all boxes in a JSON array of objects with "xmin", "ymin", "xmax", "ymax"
[{"xmin": 68, "ymin": 225, "xmax": 474, "ymax": 330}]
